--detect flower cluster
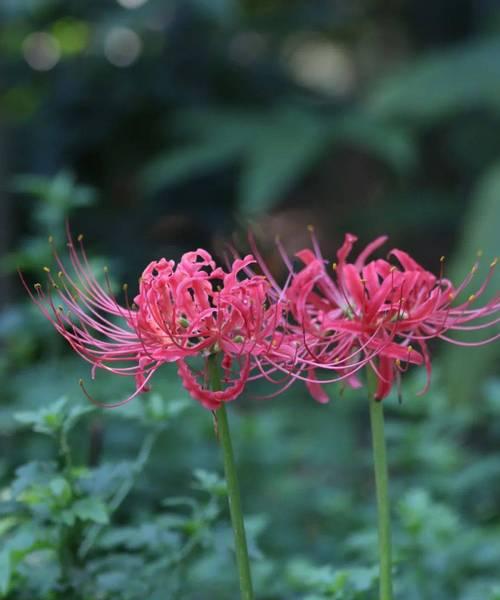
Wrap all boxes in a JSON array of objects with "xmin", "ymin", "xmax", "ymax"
[
  {"xmin": 24, "ymin": 229, "xmax": 499, "ymax": 408},
  {"xmin": 22, "ymin": 232, "xmax": 292, "ymax": 409},
  {"xmin": 277, "ymin": 231, "xmax": 499, "ymax": 400}
]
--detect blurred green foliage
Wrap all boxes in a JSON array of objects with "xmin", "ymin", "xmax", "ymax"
[
  {"xmin": 443, "ymin": 162, "xmax": 500, "ymax": 402},
  {"xmin": 2, "ymin": 344, "xmax": 500, "ymax": 598},
  {"xmin": 1, "ymin": 0, "xmax": 499, "ymax": 598},
  {"xmin": 2, "ymin": 171, "xmax": 96, "ymax": 273}
]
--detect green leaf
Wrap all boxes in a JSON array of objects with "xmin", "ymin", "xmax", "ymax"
[
  {"xmin": 349, "ymin": 567, "xmax": 378, "ymax": 592},
  {"xmin": 192, "ymin": 469, "xmax": 227, "ymax": 497},
  {"xmin": 0, "ymin": 551, "xmax": 11, "ymax": 597},
  {"xmin": 144, "ymin": 107, "xmax": 416, "ymax": 217},
  {"xmin": 0, "ymin": 236, "xmax": 53, "ymax": 273},
  {"xmin": 142, "ymin": 139, "xmax": 241, "ymax": 193},
  {"xmin": 14, "ymin": 397, "xmax": 93, "ymax": 437},
  {"xmin": 11, "ymin": 462, "xmax": 57, "ymax": 498},
  {"xmin": 72, "ymin": 497, "xmax": 109, "ymax": 524},
  {"xmin": 331, "ymin": 115, "xmax": 416, "ymax": 173},
  {"xmin": 63, "ymin": 403, "xmax": 95, "ymax": 434},
  {"xmin": 15, "ymin": 550, "xmax": 60, "ymax": 597},
  {"xmin": 367, "ymin": 37, "xmax": 500, "ymax": 123},
  {"xmin": 14, "ymin": 397, "xmax": 67, "ymax": 435},
  {"xmin": 60, "ymin": 510, "xmax": 76, "ymax": 527},
  {"xmin": 489, "ymin": 586, "xmax": 500, "ymax": 600},
  {"xmin": 142, "ymin": 109, "xmax": 256, "ymax": 193},
  {"xmin": 49, "ymin": 477, "xmax": 72, "ymax": 504},
  {"xmin": 239, "ymin": 108, "xmax": 327, "ymax": 215},
  {"xmin": 0, "ymin": 517, "xmax": 18, "ymax": 537},
  {"xmin": 443, "ymin": 161, "xmax": 500, "ymax": 403},
  {"xmin": 11, "ymin": 170, "xmax": 96, "ymax": 231}
]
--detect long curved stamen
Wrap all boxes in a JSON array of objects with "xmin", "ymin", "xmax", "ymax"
[{"xmin": 79, "ymin": 366, "xmax": 158, "ymax": 408}]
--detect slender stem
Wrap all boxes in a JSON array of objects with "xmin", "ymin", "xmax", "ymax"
[
  {"xmin": 208, "ymin": 355, "xmax": 254, "ymax": 600},
  {"xmin": 59, "ymin": 429, "xmax": 72, "ymax": 473},
  {"xmin": 367, "ymin": 368, "xmax": 394, "ymax": 600}
]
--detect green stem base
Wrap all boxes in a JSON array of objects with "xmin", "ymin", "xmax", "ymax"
[
  {"xmin": 368, "ymin": 370, "xmax": 394, "ymax": 600},
  {"xmin": 208, "ymin": 355, "xmax": 254, "ymax": 600}
]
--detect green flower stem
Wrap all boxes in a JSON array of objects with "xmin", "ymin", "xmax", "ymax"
[
  {"xmin": 208, "ymin": 355, "xmax": 254, "ymax": 600},
  {"xmin": 367, "ymin": 368, "xmax": 394, "ymax": 600}
]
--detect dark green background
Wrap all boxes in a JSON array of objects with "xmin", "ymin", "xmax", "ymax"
[{"xmin": 0, "ymin": 1, "xmax": 499, "ymax": 598}]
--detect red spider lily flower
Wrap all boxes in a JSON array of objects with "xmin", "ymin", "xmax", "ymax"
[
  {"xmin": 21, "ymin": 232, "xmax": 291, "ymax": 410},
  {"xmin": 274, "ymin": 231, "xmax": 499, "ymax": 401},
  {"xmin": 245, "ymin": 231, "xmax": 396, "ymax": 401}
]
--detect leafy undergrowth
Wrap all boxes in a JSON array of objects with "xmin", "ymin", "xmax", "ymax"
[{"xmin": 1, "ymin": 356, "xmax": 500, "ymax": 599}]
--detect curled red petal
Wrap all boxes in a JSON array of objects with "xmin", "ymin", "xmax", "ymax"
[
  {"xmin": 305, "ymin": 368, "xmax": 330, "ymax": 404},
  {"xmin": 176, "ymin": 357, "xmax": 250, "ymax": 410},
  {"xmin": 374, "ymin": 356, "xmax": 394, "ymax": 400}
]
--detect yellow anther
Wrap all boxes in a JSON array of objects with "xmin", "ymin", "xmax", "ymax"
[
  {"xmin": 77, "ymin": 234, "xmax": 84, "ymax": 242},
  {"xmin": 43, "ymin": 266, "xmax": 50, "ymax": 273},
  {"xmin": 448, "ymin": 292, "xmax": 454, "ymax": 300},
  {"xmin": 79, "ymin": 378, "xmax": 84, "ymax": 386},
  {"xmin": 395, "ymin": 359, "xmax": 401, "ymax": 368},
  {"xmin": 58, "ymin": 271, "xmax": 63, "ymax": 278},
  {"xmin": 468, "ymin": 294, "xmax": 476, "ymax": 302},
  {"xmin": 122, "ymin": 283, "xmax": 128, "ymax": 292},
  {"xmin": 103, "ymin": 266, "xmax": 108, "ymax": 273},
  {"xmin": 332, "ymin": 262, "xmax": 337, "ymax": 271},
  {"xmin": 477, "ymin": 249, "xmax": 483, "ymax": 258},
  {"xmin": 407, "ymin": 345, "xmax": 413, "ymax": 353},
  {"xmin": 440, "ymin": 255, "xmax": 445, "ymax": 263},
  {"xmin": 471, "ymin": 264, "xmax": 478, "ymax": 273},
  {"xmin": 52, "ymin": 283, "xmax": 58, "ymax": 289},
  {"xmin": 360, "ymin": 278, "xmax": 367, "ymax": 284},
  {"xmin": 34, "ymin": 282, "xmax": 42, "ymax": 289},
  {"xmin": 390, "ymin": 266, "xmax": 396, "ymax": 273},
  {"xmin": 307, "ymin": 224, "xmax": 314, "ymax": 232},
  {"xmin": 48, "ymin": 235, "xmax": 53, "ymax": 244},
  {"xmin": 491, "ymin": 257, "xmax": 498, "ymax": 267},
  {"xmin": 57, "ymin": 305, "xmax": 63, "ymax": 311}
]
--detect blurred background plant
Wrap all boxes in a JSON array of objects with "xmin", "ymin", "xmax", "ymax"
[{"xmin": 0, "ymin": 0, "xmax": 499, "ymax": 598}]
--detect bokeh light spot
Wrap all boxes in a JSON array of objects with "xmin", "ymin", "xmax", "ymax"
[
  {"xmin": 22, "ymin": 32, "xmax": 61, "ymax": 71},
  {"xmin": 283, "ymin": 34, "xmax": 355, "ymax": 96},
  {"xmin": 116, "ymin": 0, "xmax": 149, "ymax": 8},
  {"xmin": 104, "ymin": 27, "xmax": 142, "ymax": 67}
]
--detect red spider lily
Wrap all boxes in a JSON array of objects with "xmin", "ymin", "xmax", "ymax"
[
  {"xmin": 272, "ymin": 231, "xmax": 499, "ymax": 401},
  {"xmin": 243, "ymin": 231, "xmax": 397, "ymax": 401},
  {"xmin": 21, "ymin": 231, "xmax": 292, "ymax": 410}
]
